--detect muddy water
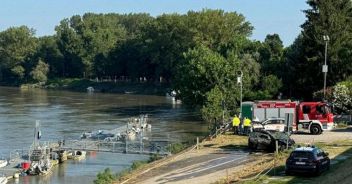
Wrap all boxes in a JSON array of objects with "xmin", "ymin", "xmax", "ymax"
[{"xmin": 0, "ymin": 87, "xmax": 207, "ymax": 184}]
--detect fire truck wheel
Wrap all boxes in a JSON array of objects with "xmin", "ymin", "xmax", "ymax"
[{"xmin": 310, "ymin": 124, "xmax": 322, "ymax": 135}]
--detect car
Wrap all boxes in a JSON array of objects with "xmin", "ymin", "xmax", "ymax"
[
  {"xmin": 248, "ymin": 130, "xmax": 295, "ymax": 152},
  {"xmin": 252, "ymin": 118, "xmax": 287, "ymax": 132},
  {"xmin": 285, "ymin": 146, "xmax": 330, "ymax": 175}
]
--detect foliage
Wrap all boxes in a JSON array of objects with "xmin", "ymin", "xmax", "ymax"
[
  {"xmin": 131, "ymin": 160, "xmax": 148, "ymax": 170},
  {"xmin": 0, "ymin": 26, "xmax": 38, "ymax": 83},
  {"xmin": 285, "ymin": 0, "xmax": 352, "ymax": 99},
  {"xmin": 94, "ymin": 168, "xmax": 116, "ymax": 184},
  {"xmin": 333, "ymin": 83, "xmax": 352, "ymax": 114},
  {"xmin": 30, "ymin": 59, "xmax": 49, "ymax": 83},
  {"xmin": 167, "ymin": 142, "xmax": 186, "ymax": 154}
]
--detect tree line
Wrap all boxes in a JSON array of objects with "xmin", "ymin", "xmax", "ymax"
[{"xmin": 0, "ymin": 0, "xmax": 351, "ymax": 121}]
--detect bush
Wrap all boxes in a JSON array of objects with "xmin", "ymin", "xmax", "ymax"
[
  {"xmin": 148, "ymin": 153, "xmax": 162, "ymax": 162},
  {"xmin": 167, "ymin": 142, "xmax": 186, "ymax": 154},
  {"xmin": 131, "ymin": 160, "xmax": 148, "ymax": 170},
  {"xmin": 94, "ymin": 168, "xmax": 116, "ymax": 184}
]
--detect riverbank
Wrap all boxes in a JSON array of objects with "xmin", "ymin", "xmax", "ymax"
[{"xmin": 19, "ymin": 78, "xmax": 170, "ymax": 95}]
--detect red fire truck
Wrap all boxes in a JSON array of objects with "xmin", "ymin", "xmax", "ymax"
[{"xmin": 242, "ymin": 101, "xmax": 334, "ymax": 134}]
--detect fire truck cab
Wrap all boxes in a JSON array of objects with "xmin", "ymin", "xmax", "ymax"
[{"xmin": 297, "ymin": 102, "xmax": 334, "ymax": 134}]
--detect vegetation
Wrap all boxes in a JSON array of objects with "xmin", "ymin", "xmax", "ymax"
[
  {"xmin": 1, "ymin": 0, "xmax": 352, "ymax": 123},
  {"xmin": 94, "ymin": 153, "xmax": 163, "ymax": 184}
]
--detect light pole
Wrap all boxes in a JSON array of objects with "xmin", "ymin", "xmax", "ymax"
[
  {"xmin": 323, "ymin": 35, "xmax": 330, "ymax": 100},
  {"xmin": 237, "ymin": 71, "xmax": 243, "ymax": 119}
]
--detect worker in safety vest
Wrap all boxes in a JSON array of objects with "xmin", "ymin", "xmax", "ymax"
[
  {"xmin": 232, "ymin": 115, "xmax": 240, "ymax": 135},
  {"xmin": 243, "ymin": 117, "xmax": 252, "ymax": 135}
]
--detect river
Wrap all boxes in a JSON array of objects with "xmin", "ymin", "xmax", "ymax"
[{"xmin": 0, "ymin": 87, "xmax": 208, "ymax": 184}]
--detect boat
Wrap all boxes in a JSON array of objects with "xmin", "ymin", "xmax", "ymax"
[
  {"xmin": 0, "ymin": 175, "xmax": 7, "ymax": 184},
  {"xmin": 81, "ymin": 130, "xmax": 115, "ymax": 140},
  {"xmin": 72, "ymin": 151, "xmax": 86, "ymax": 161},
  {"xmin": 58, "ymin": 150, "xmax": 68, "ymax": 163},
  {"xmin": 27, "ymin": 148, "xmax": 52, "ymax": 176},
  {"xmin": 87, "ymin": 86, "xmax": 94, "ymax": 92},
  {"xmin": 0, "ymin": 160, "xmax": 7, "ymax": 168}
]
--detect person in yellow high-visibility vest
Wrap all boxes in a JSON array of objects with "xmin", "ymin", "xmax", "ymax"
[
  {"xmin": 232, "ymin": 115, "xmax": 240, "ymax": 135},
  {"xmin": 243, "ymin": 117, "xmax": 252, "ymax": 135}
]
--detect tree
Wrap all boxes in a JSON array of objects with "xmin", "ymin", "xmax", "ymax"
[
  {"xmin": 0, "ymin": 26, "xmax": 38, "ymax": 83},
  {"xmin": 30, "ymin": 59, "xmax": 49, "ymax": 83},
  {"xmin": 286, "ymin": 0, "xmax": 352, "ymax": 99},
  {"xmin": 333, "ymin": 83, "xmax": 352, "ymax": 114},
  {"xmin": 55, "ymin": 19, "xmax": 85, "ymax": 77},
  {"xmin": 36, "ymin": 36, "xmax": 64, "ymax": 77},
  {"xmin": 259, "ymin": 34, "xmax": 284, "ymax": 76}
]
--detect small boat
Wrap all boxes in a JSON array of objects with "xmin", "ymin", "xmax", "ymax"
[
  {"xmin": 72, "ymin": 151, "xmax": 86, "ymax": 161},
  {"xmin": 87, "ymin": 86, "xmax": 94, "ymax": 92},
  {"xmin": 0, "ymin": 175, "xmax": 7, "ymax": 184},
  {"xmin": 0, "ymin": 160, "xmax": 7, "ymax": 168},
  {"xmin": 81, "ymin": 130, "xmax": 115, "ymax": 140}
]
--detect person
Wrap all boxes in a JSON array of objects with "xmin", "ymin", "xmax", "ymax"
[
  {"xmin": 232, "ymin": 115, "xmax": 240, "ymax": 135},
  {"xmin": 243, "ymin": 117, "xmax": 252, "ymax": 135}
]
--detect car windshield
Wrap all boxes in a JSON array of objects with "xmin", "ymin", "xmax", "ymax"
[{"xmin": 291, "ymin": 151, "xmax": 313, "ymax": 159}]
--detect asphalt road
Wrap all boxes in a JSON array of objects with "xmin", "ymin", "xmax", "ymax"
[{"xmin": 133, "ymin": 150, "xmax": 249, "ymax": 184}]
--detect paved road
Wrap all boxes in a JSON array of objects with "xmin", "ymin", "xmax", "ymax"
[
  {"xmin": 131, "ymin": 150, "xmax": 249, "ymax": 184},
  {"xmin": 292, "ymin": 128, "xmax": 352, "ymax": 144}
]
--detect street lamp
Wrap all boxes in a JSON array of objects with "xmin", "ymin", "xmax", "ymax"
[
  {"xmin": 237, "ymin": 71, "xmax": 243, "ymax": 119},
  {"xmin": 323, "ymin": 35, "xmax": 330, "ymax": 100}
]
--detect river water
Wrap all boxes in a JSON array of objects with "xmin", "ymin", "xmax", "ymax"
[{"xmin": 0, "ymin": 87, "xmax": 207, "ymax": 184}]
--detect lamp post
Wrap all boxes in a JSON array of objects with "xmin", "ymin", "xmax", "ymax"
[
  {"xmin": 323, "ymin": 35, "xmax": 330, "ymax": 100},
  {"xmin": 237, "ymin": 71, "xmax": 243, "ymax": 119}
]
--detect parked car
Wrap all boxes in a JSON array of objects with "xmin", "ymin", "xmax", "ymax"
[
  {"xmin": 285, "ymin": 146, "xmax": 330, "ymax": 175},
  {"xmin": 248, "ymin": 130, "xmax": 295, "ymax": 152},
  {"xmin": 252, "ymin": 118, "xmax": 286, "ymax": 132}
]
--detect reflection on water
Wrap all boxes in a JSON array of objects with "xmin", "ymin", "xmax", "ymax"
[{"xmin": 0, "ymin": 87, "xmax": 207, "ymax": 184}]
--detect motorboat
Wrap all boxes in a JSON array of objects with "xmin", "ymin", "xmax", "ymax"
[
  {"xmin": 81, "ymin": 130, "xmax": 115, "ymax": 140},
  {"xmin": 72, "ymin": 151, "xmax": 86, "ymax": 161},
  {"xmin": 0, "ymin": 160, "xmax": 7, "ymax": 168},
  {"xmin": 0, "ymin": 175, "xmax": 7, "ymax": 184}
]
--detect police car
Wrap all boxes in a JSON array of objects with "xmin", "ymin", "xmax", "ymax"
[{"xmin": 285, "ymin": 146, "xmax": 330, "ymax": 175}]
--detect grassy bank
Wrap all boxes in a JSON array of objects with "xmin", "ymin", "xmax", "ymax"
[{"xmin": 20, "ymin": 78, "xmax": 170, "ymax": 95}]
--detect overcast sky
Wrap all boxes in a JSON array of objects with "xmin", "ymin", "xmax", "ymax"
[{"xmin": 0, "ymin": 0, "xmax": 309, "ymax": 46}]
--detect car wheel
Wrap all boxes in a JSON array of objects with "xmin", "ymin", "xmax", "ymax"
[
  {"xmin": 315, "ymin": 166, "xmax": 321, "ymax": 176},
  {"xmin": 248, "ymin": 141, "xmax": 254, "ymax": 149},
  {"xmin": 310, "ymin": 124, "xmax": 322, "ymax": 135}
]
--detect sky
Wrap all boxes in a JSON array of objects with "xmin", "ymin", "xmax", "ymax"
[{"xmin": 0, "ymin": 0, "xmax": 309, "ymax": 46}]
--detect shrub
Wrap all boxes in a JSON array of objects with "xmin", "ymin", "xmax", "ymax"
[{"xmin": 94, "ymin": 168, "xmax": 116, "ymax": 184}]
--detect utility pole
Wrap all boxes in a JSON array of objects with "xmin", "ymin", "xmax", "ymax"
[
  {"xmin": 237, "ymin": 71, "xmax": 243, "ymax": 119},
  {"xmin": 323, "ymin": 35, "xmax": 330, "ymax": 100}
]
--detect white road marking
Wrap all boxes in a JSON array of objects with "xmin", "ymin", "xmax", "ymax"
[{"xmin": 185, "ymin": 156, "xmax": 247, "ymax": 175}]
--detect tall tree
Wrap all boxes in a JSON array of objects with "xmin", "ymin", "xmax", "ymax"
[
  {"xmin": 287, "ymin": 0, "xmax": 352, "ymax": 99},
  {"xmin": 0, "ymin": 26, "xmax": 38, "ymax": 83}
]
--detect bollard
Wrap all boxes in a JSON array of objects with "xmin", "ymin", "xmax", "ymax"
[
  {"xmin": 196, "ymin": 137, "xmax": 199, "ymax": 150},
  {"xmin": 275, "ymin": 140, "xmax": 278, "ymax": 154}
]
